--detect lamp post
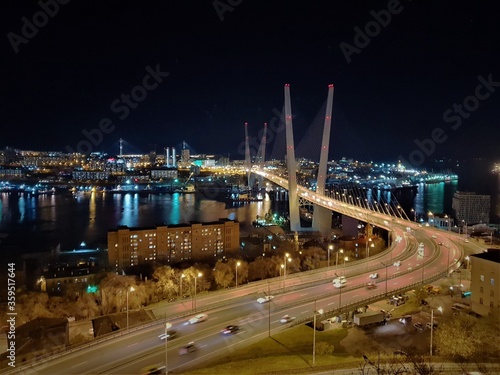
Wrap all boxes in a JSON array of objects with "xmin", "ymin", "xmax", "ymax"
[
  {"xmin": 428, "ymin": 211, "xmax": 434, "ymax": 227},
  {"xmin": 343, "ymin": 256, "xmax": 349, "ymax": 276},
  {"xmin": 165, "ymin": 321, "xmax": 172, "ymax": 374},
  {"xmin": 366, "ymin": 238, "xmax": 373, "ymax": 258},
  {"xmin": 328, "ymin": 244, "xmax": 333, "ymax": 267},
  {"xmin": 235, "ymin": 261, "xmax": 241, "ymax": 287},
  {"xmin": 126, "ymin": 286, "xmax": 135, "ymax": 330},
  {"xmin": 336, "ymin": 248, "xmax": 343, "ymax": 267},
  {"xmin": 465, "ymin": 256, "xmax": 470, "ymax": 280},
  {"xmin": 192, "ymin": 272, "xmax": 203, "ymax": 311},
  {"xmin": 312, "ymin": 304, "xmax": 324, "ymax": 366},
  {"xmin": 283, "ymin": 253, "xmax": 291, "ymax": 289},
  {"xmin": 179, "ymin": 273, "xmax": 185, "ymax": 300},
  {"xmin": 430, "ymin": 309, "xmax": 434, "ymax": 357},
  {"xmin": 411, "ymin": 208, "xmax": 416, "ymax": 222},
  {"xmin": 381, "ymin": 262, "xmax": 389, "ymax": 296},
  {"xmin": 334, "ymin": 272, "xmax": 343, "ymax": 312}
]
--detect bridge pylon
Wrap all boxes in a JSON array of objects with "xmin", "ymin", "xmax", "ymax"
[{"xmin": 312, "ymin": 84, "xmax": 334, "ymax": 237}]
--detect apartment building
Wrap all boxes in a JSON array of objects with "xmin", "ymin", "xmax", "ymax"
[
  {"xmin": 470, "ymin": 249, "xmax": 500, "ymax": 316},
  {"xmin": 452, "ymin": 191, "xmax": 490, "ymax": 225},
  {"xmin": 108, "ymin": 219, "xmax": 240, "ymax": 273}
]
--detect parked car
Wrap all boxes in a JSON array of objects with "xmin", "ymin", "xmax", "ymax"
[
  {"xmin": 179, "ymin": 342, "xmax": 197, "ymax": 355},
  {"xmin": 414, "ymin": 322, "xmax": 424, "ymax": 331},
  {"xmin": 426, "ymin": 321, "xmax": 438, "ymax": 329},
  {"xmin": 280, "ymin": 315, "xmax": 296, "ymax": 323},
  {"xmin": 393, "ymin": 350, "xmax": 407, "ymax": 356},
  {"xmin": 188, "ymin": 313, "xmax": 208, "ymax": 324},
  {"xmin": 393, "ymin": 261, "xmax": 401, "ymax": 267},
  {"xmin": 366, "ymin": 282, "xmax": 377, "ymax": 290},
  {"xmin": 257, "ymin": 295, "xmax": 274, "ymax": 304},
  {"xmin": 369, "ymin": 273, "xmax": 379, "ymax": 279},
  {"xmin": 399, "ymin": 315, "xmax": 412, "ymax": 324}
]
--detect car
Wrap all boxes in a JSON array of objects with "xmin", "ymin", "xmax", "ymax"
[
  {"xmin": 414, "ymin": 322, "xmax": 424, "ymax": 331},
  {"xmin": 464, "ymin": 239, "xmax": 470, "ymax": 243},
  {"xmin": 399, "ymin": 315, "xmax": 412, "ymax": 324},
  {"xmin": 158, "ymin": 329, "xmax": 178, "ymax": 340},
  {"xmin": 438, "ymin": 242, "xmax": 443, "ymax": 245},
  {"xmin": 431, "ymin": 235, "xmax": 437, "ymax": 238},
  {"xmin": 280, "ymin": 315, "xmax": 295, "ymax": 324},
  {"xmin": 178, "ymin": 341, "xmax": 197, "ymax": 355},
  {"xmin": 333, "ymin": 276, "xmax": 347, "ymax": 284},
  {"xmin": 366, "ymin": 282, "xmax": 377, "ymax": 290},
  {"xmin": 426, "ymin": 321, "xmax": 438, "ymax": 329},
  {"xmin": 333, "ymin": 281, "xmax": 345, "ymax": 288},
  {"xmin": 393, "ymin": 350, "xmax": 407, "ymax": 356},
  {"xmin": 369, "ymin": 273, "xmax": 379, "ymax": 279},
  {"xmin": 188, "ymin": 313, "xmax": 208, "ymax": 324},
  {"xmin": 221, "ymin": 325, "xmax": 239, "ymax": 335},
  {"xmin": 257, "ymin": 295, "xmax": 274, "ymax": 304},
  {"xmin": 140, "ymin": 365, "xmax": 162, "ymax": 375},
  {"xmin": 393, "ymin": 261, "xmax": 401, "ymax": 267}
]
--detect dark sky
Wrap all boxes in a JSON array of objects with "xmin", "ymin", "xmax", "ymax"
[{"xmin": 2, "ymin": 1, "xmax": 500, "ymax": 167}]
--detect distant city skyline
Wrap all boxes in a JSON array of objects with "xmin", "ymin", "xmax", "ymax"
[{"xmin": 2, "ymin": 2, "xmax": 499, "ymax": 165}]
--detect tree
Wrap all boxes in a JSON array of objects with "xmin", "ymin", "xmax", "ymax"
[
  {"xmin": 434, "ymin": 312, "xmax": 492, "ymax": 359},
  {"xmin": 248, "ymin": 257, "xmax": 271, "ymax": 281},
  {"xmin": 152, "ymin": 265, "xmax": 177, "ymax": 300},
  {"xmin": 213, "ymin": 260, "xmax": 233, "ymax": 289},
  {"xmin": 300, "ymin": 247, "xmax": 325, "ymax": 270},
  {"xmin": 98, "ymin": 273, "xmax": 137, "ymax": 315}
]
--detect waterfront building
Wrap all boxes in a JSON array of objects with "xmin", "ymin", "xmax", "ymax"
[
  {"xmin": 470, "ymin": 249, "xmax": 500, "ymax": 316},
  {"xmin": 108, "ymin": 219, "xmax": 240, "ymax": 273},
  {"xmin": 452, "ymin": 191, "xmax": 491, "ymax": 225}
]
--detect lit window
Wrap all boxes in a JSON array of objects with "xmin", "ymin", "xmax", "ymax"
[
  {"xmin": 480, "ymin": 275, "xmax": 485, "ymax": 282},
  {"xmin": 480, "ymin": 297, "xmax": 483, "ymax": 305},
  {"xmin": 491, "ymin": 278, "xmax": 495, "ymax": 286}
]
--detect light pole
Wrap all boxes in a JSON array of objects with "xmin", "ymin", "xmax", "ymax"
[
  {"xmin": 312, "ymin": 304, "xmax": 324, "ymax": 366},
  {"xmin": 411, "ymin": 208, "xmax": 416, "ymax": 222},
  {"xmin": 381, "ymin": 262, "xmax": 389, "ymax": 296},
  {"xmin": 235, "ymin": 261, "xmax": 241, "ymax": 287},
  {"xmin": 283, "ymin": 253, "xmax": 291, "ymax": 289},
  {"xmin": 165, "ymin": 321, "xmax": 172, "ymax": 374},
  {"xmin": 328, "ymin": 244, "xmax": 333, "ymax": 267},
  {"xmin": 366, "ymin": 238, "xmax": 373, "ymax": 258},
  {"xmin": 428, "ymin": 211, "xmax": 434, "ymax": 227},
  {"xmin": 192, "ymin": 272, "xmax": 203, "ymax": 311},
  {"xmin": 336, "ymin": 248, "xmax": 343, "ymax": 267},
  {"xmin": 126, "ymin": 286, "xmax": 135, "ymax": 330},
  {"xmin": 334, "ymin": 272, "xmax": 343, "ymax": 312},
  {"xmin": 179, "ymin": 273, "xmax": 185, "ymax": 300},
  {"xmin": 430, "ymin": 308, "xmax": 435, "ymax": 357},
  {"xmin": 280, "ymin": 264, "xmax": 284, "ymax": 278},
  {"xmin": 343, "ymin": 256, "xmax": 348, "ymax": 276},
  {"xmin": 465, "ymin": 256, "xmax": 470, "ymax": 280}
]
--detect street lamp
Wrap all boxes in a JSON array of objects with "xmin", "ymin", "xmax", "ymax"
[
  {"xmin": 283, "ymin": 253, "xmax": 292, "ymax": 289},
  {"xmin": 312, "ymin": 305, "xmax": 324, "ymax": 366},
  {"xmin": 336, "ymin": 248, "xmax": 343, "ymax": 267},
  {"xmin": 165, "ymin": 322, "xmax": 172, "ymax": 374},
  {"xmin": 381, "ymin": 262, "xmax": 389, "ymax": 296},
  {"xmin": 328, "ymin": 244, "xmax": 333, "ymax": 267},
  {"xmin": 366, "ymin": 238, "xmax": 373, "ymax": 258},
  {"xmin": 428, "ymin": 211, "xmax": 434, "ymax": 227},
  {"xmin": 411, "ymin": 208, "xmax": 416, "ymax": 222},
  {"xmin": 280, "ymin": 264, "xmax": 284, "ymax": 278},
  {"xmin": 192, "ymin": 272, "xmax": 203, "ymax": 311},
  {"xmin": 126, "ymin": 286, "xmax": 135, "ymax": 330},
  {"xmin": 343, "ymin": 256, "xmax": 349, "ymax": 276},
  {"xmin": 179, "ymin": 273, "xmax": 185, "ymax": 300},
  {"xmin": 334, "ymin": 272, "xmax": 343, "ymax": 312},
  {"xmin": 235, "ymin": 261, "xmax": 241, "ymax": 287},
  {"xmin": 465, "ymin": 256, "xmax": 470, "ymax": 280}
]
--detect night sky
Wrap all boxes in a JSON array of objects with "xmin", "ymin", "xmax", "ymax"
[{"xmin": 2, "ymin": 1, "xmax": 500, "ymax": 167}]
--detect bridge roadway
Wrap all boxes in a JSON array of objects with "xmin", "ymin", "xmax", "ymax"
[{"xmin": 11, "ymin": 217, "xmax": 472, "ymax": 375}]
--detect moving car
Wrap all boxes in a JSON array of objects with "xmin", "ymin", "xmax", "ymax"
[
  {"xmin": 393, "ymin": 261, "xmax": 401, "ymax": 267},
  {"xmin": 140, "ymin": 365, "xmax": 162, "ymax": 375},
  {"xmin": 333, "ymin": 281, "xmax": 346, "ymax": 288},
  {"xmin": 188, "ymin": 313, "xmax": 208, "ymax": 324},
  {"xmin": 369, "ymin": 273, "xmax": 379, "ymax": 279},
  {"xmin": 257, "ymin": 295, "xmax": 274, "ymax": 304},
  {"xmin": 280, "ymin": 315, "xmax": 295, "ymax": 323},
  {"xmin": 399, "ymin": 315, "xmax": 412, "ymax": 324},
  {"xmin": 158, "ymin": 329, "xmax": 178, "ymax": 340},
  {"xmin": 221, "ymin": 325, "xmax": 239, "ymax": 335},
  {"xmin": 333, "ymin": 276, "xmax": 347, "ymax": 284},
  {"xmin": 366, "ymin": 282, "xmax": 377, "ymax": 290},
  {"xmin": 179, "ymin": 341, "xmax": 197, "ymax": 355}
]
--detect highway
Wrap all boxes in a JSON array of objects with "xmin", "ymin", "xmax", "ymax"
[{"xmin": 11, "ymin": 215, "xmax": 472, "ymax": 375}]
